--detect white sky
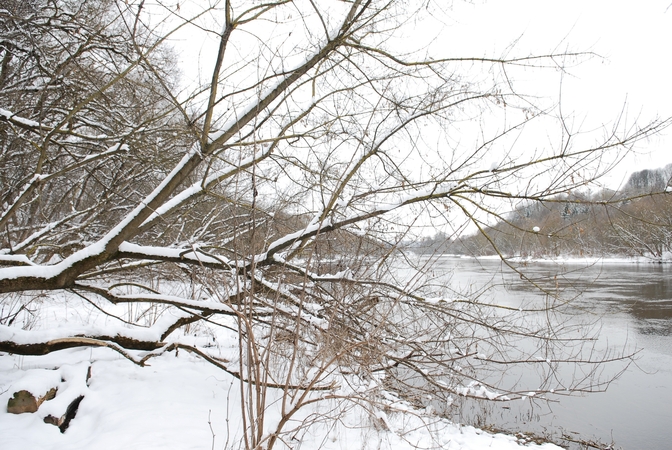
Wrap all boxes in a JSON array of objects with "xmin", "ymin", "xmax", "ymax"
[
  {"xmin": 439, "ymin": 0, "xmax": 672, "ymax": 188},
  {"xmin": 171, "ymin": 0, "xmax": 672, "ymax": 190}
]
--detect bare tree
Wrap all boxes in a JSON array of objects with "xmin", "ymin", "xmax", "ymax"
[{"xmin": 0, "ymin": 1, "xmax": 669, "ymax": 447}]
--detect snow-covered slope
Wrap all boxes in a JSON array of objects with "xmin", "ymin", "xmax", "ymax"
[{"xmin": 0, "ymin": 349, "xmax": 560, "ymax": 450}]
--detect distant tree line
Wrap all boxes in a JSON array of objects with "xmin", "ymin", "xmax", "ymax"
[{"xmin": 417, "ymin": 164, "xmax": 672, "ymax": 259}]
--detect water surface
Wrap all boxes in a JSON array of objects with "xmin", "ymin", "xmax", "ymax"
[{"xmin": 431, "ymin": 257, "xmax": 672, "ymax": 450}]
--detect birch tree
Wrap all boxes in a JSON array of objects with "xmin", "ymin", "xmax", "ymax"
[{"xmin": 0, "ymin": 0, "xmax": 668, "ymax": 447}]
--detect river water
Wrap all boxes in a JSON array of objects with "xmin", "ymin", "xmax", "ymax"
[{"xmin": 425, "ymin": 257, "xmax": 672, "ymax": 450}]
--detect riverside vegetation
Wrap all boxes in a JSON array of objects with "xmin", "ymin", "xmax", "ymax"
[{"xmin": 419, "ymin": 164, "xmax": 672, "ymax": 260}]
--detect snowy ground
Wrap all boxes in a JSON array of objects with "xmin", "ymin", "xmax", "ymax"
[
  {"xmin": 0, "ymin": 346, "xmax": 562, "ymax": 450},
  {"xmin": 0, "ymin": 274, "xmax": 564, "ymax": 449}
]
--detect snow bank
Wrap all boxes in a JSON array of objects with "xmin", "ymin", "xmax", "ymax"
[{"xmin": 0, "ymin": 349, "xmax": 561, "ymax": 450}]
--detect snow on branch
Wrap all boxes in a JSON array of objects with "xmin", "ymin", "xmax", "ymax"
[
  {"xmin": 0, "ymin": 207, "xmax": 96, "ymax": 258},
  {"xmin": 254, "ymin": 182, "xmax": 459, "ymax": 267},
  {"xmin": 0, "ymin": 107, "xmax": 43, "ymax": 130},
  {"xmin": 117, "ymin": 242, "xmax": 232, "ymax": 268},
  {"xmin": 0, "ymin": 321, "xmax": 167, "ymax": 355},
  {"xmin": 74, "ymin": 283, "xmax": 237, "ymax": 316},
  {"xmin": 139, "ymin": 146, "xmax": 273, "ymax": 230}
]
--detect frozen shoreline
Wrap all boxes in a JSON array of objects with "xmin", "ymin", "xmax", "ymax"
[{"xmin": 434, "ymin": 253, "xmax": 672, "ymax": 264}]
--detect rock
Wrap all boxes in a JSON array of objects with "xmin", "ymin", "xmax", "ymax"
[
  {"xmin": 6, "ymin": 387, "xmax": 57, "ymax": 414},
  {"xmin": 7, "ymin": 390, "xmax": 38, "ymax": 414}
]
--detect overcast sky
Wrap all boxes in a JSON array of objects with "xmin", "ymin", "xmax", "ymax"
[
  {"xmin": 441, "ymin": 0, "xmax": 672, "ymax": 187},
  {"xmin": 172, "ymin": 1, "xmax": 671, "ymax": 188}
]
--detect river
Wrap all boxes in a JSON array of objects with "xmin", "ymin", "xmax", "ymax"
[{"xmin": 424, "ymin": 257, "xmax": 672, "ymax": 449}]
